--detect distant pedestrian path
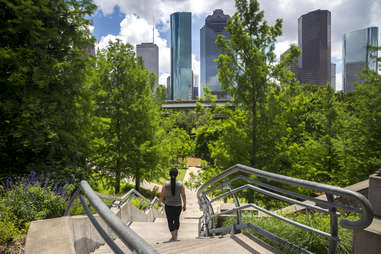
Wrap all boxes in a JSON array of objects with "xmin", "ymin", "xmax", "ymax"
[{"xmin": 124, "ymin": 165, "xmax": 203, "ymax": 219}]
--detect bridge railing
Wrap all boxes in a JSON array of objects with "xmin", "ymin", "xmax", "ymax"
[
  {"xmin": 197, "ymin": 164, "xmax": 374, "ymax": 254},
  {"xmin": 65, "ymin": 180, "xmax": 160, "ymax": 254}
]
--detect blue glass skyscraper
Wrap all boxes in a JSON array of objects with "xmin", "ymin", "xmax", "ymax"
[
  {"xmin": 200, "ymin": 9, "xmax": 230, "ymax": 98},
  {"xmin": 170, "ymin": 12, "xmax": 192, "ymax": 100},
  {"xmin": 343, "ymin": 27, "xmax": 378, "ymax": 93}
]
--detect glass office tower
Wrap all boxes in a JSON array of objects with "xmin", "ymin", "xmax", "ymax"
[
  {"xmin": 136, "ymin": 42, "xmax": 159, "ymax": 88},
  {"xmin": 331, "ymin": 63, "xmax": 336, "ymax": 90},
  {"xmin": 170, "ymin": 12, "xmax": 192, "ymax": 100},
  {"xmin": 298, "ymin": 9, "xmax": 331, "ymax": 86},
  {"xmin": 343, "ymin": 27, "xmax": 378, "ymax": 93},
  {"xmin": 200, "ymin": 9, "xmax": 230, "ymax": 98}
]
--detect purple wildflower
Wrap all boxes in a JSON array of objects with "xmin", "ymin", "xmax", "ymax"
[
  {"xmin": 43, "ymin": 177, "xmax": 50, "ymax": 188},
  {"xmin": 30, "ymin": 171, "xmax": 36, "ymax": 183}
]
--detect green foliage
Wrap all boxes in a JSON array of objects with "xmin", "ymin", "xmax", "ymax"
[
  {"xmin": 3, "ymin": 184, "xmax": 66, "ymax": 229},
  {"xmin": 194, "ymin": 0, "xmax": 381, "ymax": 205},
  {"xmin": 91, "ymin": 39, "xmax": 164, "ymax": 193},
  {"xmin": 151, "ymin": 168, "xmax": 187, "ymax": 186},
  {"xmin": 158, "ymin": 110, "xmax": 194, "ymax": 168},
  {"xmin": 0, "ymin": 212, "xmax": 23, "ymax": 246},
  {"xmin": 220, "ymin": 211, "xmax": 354, "ymax": 254},
  {"xmin": 0, "ymin": 0, "xmax": 97, "ymax": 179},
  {"xmin": 216, "ymin": 0, "xmax": 283, "ymax": 166},
  {"xmin": 0, "ymin": 172, "xmax": 71, "ymax": 253}
]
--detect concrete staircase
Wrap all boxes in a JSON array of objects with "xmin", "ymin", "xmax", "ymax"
[
  {"xmin": 91, "ymin": 171, "xmax": 278, "ymax": 254},
  {"xmin": 91, "ymin": 219, "xmax": 279, "ymax": 254}
]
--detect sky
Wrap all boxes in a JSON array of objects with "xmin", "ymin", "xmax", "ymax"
[{"xmin": 91, "ymin": 0, "xmax": 381, "ymax": 91}]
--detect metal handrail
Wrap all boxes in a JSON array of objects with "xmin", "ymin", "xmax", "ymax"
[
  {"xmin": 197, "ymin": 164, "xmax": 374, "ymax": 254},
  {"xmin": 65, "ymin": 181, "xmax": 160, "ymax": 254}
]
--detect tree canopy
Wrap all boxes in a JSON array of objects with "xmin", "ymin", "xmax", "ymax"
[
  {"xmin": 0, "ymin": 0, "xmax": 96, "ymax": 179},
  {"xmin": 92, "ymin": 40, "xmax": 163, "ymax": 192}
]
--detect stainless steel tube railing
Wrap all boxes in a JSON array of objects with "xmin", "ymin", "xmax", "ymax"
[
  {"xmin": 65, "ymin": 180, "xmax": 161, "ymax": 254},
  {"xmin": 197, "ymin": 164, "xmax": 374, "ymax": 254}
]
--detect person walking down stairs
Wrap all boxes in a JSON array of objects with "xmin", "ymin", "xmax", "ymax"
[{"xmin": 158, "ymin": 168, "xmax": 187, "ymax": 242}]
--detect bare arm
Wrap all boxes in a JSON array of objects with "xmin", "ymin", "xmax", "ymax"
[
  {"xmin": 181, "ymin": 184, "xmax": 186, "ymax": 211},
  {"xmin": 159, "ymin": 184, "xmax": 166, "ymax": 206}
]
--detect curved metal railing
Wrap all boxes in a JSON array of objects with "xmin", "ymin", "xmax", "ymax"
[
  {"xmin": 197, "ymin": 164, "xmax": 374, "ymax": 254},
  {"xmin": 65, "ymin": 180, "xmax": 163, "ymax": 254}
]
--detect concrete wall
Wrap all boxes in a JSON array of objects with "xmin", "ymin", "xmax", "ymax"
[
  {"xmin": 120, "ymin": 203, "xmax": 154, "ymax": 223},
  {"xmin": 352, "ymin": 174, "xmax": 381, "ymax": 254},
  {"xmin": 25, "ymin": 202, "xmax": 164, "ymax": 254},
  {"xmin": 25, "ymin": 217, "xmax": 76, "ymax": 254}
]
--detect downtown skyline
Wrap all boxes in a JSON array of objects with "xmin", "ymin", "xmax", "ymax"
[{"xmin": 91, "ymin": 0, "xmax": 380, "ymax": 91}]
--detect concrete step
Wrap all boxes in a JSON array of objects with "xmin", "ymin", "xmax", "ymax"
[
  {"xmin": 129, "ymin": 221, "xmax": 199, "ymax": 244},
  {"xmin": 154, "ymin": 233, "xmax": 280, "ymax": 254}
]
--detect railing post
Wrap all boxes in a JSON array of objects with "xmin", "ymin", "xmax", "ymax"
[
  {"xmin": 64, "ymin": 188, "xmax": 80, "ymax": 216},
  {"xmin": 201, "ymin": 194, "xmax": 211, "ymax": 236},
  {"xmin": 226, "ymin": 182, "xmax": 242, "ymax": 234},
  {"xmin": 326, "ymin": 193, "xmax": 338, "ymax": 254}
]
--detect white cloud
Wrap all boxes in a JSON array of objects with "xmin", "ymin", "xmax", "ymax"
[
  {"xmin": 159, "ymin": 73, "xmax": 170, "ymax": 86},
  {"xmin": 94, "ymin": 0, "xmax": 236, "ymax": 34},
  {"xmin": 88, "ymin": 25, "xmax": 95, "ymax": 33},
  {"xmin": 274, "ymin": 40, "xmax": 297, "ymax": 60},
  {"xmin": 192, "ymin": 53, "xmax": 200, "ymax": 78},
  {"xmin": 94, "ymin": 0, "xmax": 120, "ymax": 16},
  {"xmin": 93, "ymin": 0, "xmax": 378, "ymax": 91},
  {"xmin": 96, "ymin": 34, "xmax": 121, "ymax": 50},
  {"xmin": 97, "ymin": 14, "xmax": 172, "ymax": 79},
  {"xmin": 336, "ymin": 72, "xmax": 343, "ymax": 91}
]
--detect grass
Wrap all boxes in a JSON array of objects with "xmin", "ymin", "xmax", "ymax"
[{"xmin": 218, "ymin": 210, "xmax": 355, "ymax": 254}]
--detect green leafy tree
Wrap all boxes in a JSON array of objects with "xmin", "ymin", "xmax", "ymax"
[
  {"xmin": 92, "ymin": 40, "xmax": 162, "ymax": 193},
  {"xmin": 344, "ymin": 46, "xmax": 381, "ymax": 180},
  {"xmin": 216, "ymin": 0, "xmax": 282, "ymax": 166},
  {"xmin": 0, "ymin": 0, "xmax": 96, "ymax": 179}
]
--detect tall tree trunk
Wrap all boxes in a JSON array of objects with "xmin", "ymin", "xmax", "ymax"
[
  {"xmin": 115, "ymin": 164, "xmax": 120, "ymax": 194},
  {"xmin": 115, "ymin": 107, "xmax": 121, "ymax": 194},
  {"xmin": 135, "ymin": 170, "xmax": 140, "ymax": 191},
  {"xmin": 251, "ymin": 96, "xmax": 257, "ymax": 167}
]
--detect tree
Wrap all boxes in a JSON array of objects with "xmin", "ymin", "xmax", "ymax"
[
  {"xmin": 346, "ymin": 46, "xmax": 381, "ymax": 179},
  {"xmin": 216, "ymin": 0, "xmax": 283, "ymax": 166},
  {"xmin": 0, "ymin": 0, "xmax": 96, "ymax": 179},
  {"xmin": 92, "ymin": 40, "xmax": 163, "ymax": 193}
]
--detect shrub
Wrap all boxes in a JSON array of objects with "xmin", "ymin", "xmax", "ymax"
[
  {"xmin": 219, "ymin": 210, "xmax": 354, "ymax": 254},
  {"xmin": 0, "ymin": 212, "xmax": 23, "ymax": 246},
  {"xmin": 0, "ymin": 171, "xmax": 72, "ymax": 253},
  {"xmin": 5, "ymin": 185, "xmax": 66, "ymax": 228}
]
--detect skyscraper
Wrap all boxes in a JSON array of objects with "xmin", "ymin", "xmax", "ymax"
[
  {"xmin": 167, "ymin": 76, "xmax": 172, "ymax": 100},
  {"xmin": 200, "ymin": 9, "xmax": 230, "ymax": 98},
  {"xmin": 343, "ymin": 27, "xmax": 378, "ymax": 93},
  {"xmin": 281, "ymin": 48, "xmax": 299, "ymax": 79},
  {"xmin": 331, "ymin": 63, "xmax": 336, "ymax": 89},
  {"xmin": 136, "ymin": 42, "xmax": 159, "ymax": 87},
  {"xmin": 193, "ymin": 74, "xmax": 199, "ymax": 100},
  {"xmin": 170, "ymin": 12, "xmax": 192, "ymax": 100},
  {"xmin": 298, "ymin": 9, "xmax": 331, "ymax": 86}
]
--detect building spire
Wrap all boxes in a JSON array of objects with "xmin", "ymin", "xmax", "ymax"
[{"xmin": 152, "ymin": 17, "xmax": 155, "ymax": 43}]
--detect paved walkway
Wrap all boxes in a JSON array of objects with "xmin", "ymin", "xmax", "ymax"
[{"xmin": 124, "ymin": 167, "xmax": 203, "ymax": 219}]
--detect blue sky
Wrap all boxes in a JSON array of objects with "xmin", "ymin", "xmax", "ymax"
[{"xmin": 90, "ymin": 0, "xmax": 380, "ymax": 90}]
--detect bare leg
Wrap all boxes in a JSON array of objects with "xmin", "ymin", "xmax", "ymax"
[
  {"xmin": 174, "ymin": 229, "xmax": 178, "ymax": 240},
  {"xmin": 169, "ymin": 230, "xmax": 176, "ymax": 241}
]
